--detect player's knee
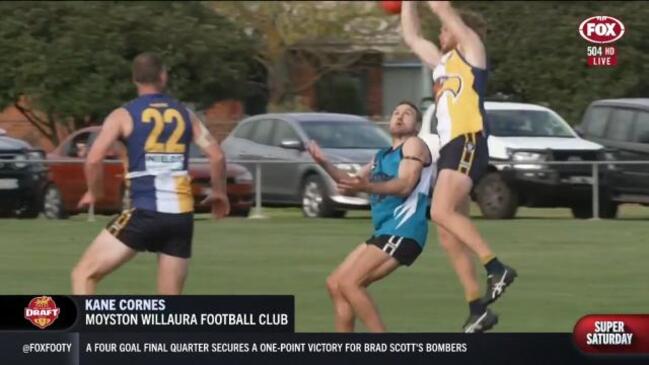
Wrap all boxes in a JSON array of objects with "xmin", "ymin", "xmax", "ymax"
[
  {"xmin": 326, "ymin": 275, "xmax": 341, "ymax": 296},
  {"xmin": 430, "ymin": 205, "xmax": 450, "ymax": 225},
  {"xmin": 71, "ymin": 261, "xmax": 103, "ymax": 283},
  {"xmin": 339, "ymin": 278, "xmax": 360, "ymax": 296}
]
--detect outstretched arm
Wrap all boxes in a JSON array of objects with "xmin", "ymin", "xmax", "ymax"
[
  {"xmin": 306, "ymin": 140, "xmax": 370, "ymax": 183},
  {"xmin": 338, "ymin": 138, "xmax": 430, "ymax": 197},
  {"xmin": 401, "ymin": 1, "xmax": 442, "ymax": 69},
  {"xmin": 427, "ymin": 1, "xmax": 486, "ymax": 68}
]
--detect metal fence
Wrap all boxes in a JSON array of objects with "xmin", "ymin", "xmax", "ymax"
[{"xmin": 4, "ymin": 158, "xmax": 649, "ymax": 220}]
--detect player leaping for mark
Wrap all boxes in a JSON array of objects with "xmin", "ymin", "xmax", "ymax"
[
  {"xmin": 401, "ymin": 1, "xmax": 517, "ymax": 333},
  {"xmin": 71, "ymin": 52, "xmax": 230, "ymax": 295},
  {"xmin": 308, "ymin": 101, "xmax": 433, "ymax": 332}
]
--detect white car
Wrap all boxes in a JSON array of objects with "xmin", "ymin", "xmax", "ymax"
[{"xmin": 420, "ymin": 101, "xmax": 609, "ymax": 219}]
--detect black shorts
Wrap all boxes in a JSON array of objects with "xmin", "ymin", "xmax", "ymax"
[
  {"xmin": 106, "ymin": 208, "xmax": 194, "ymax": 259},
  {"xmin": 366, "ymin": 235, "xmax": 423, "ymax": 266},
  {"xmin": 438, "ymin": 132, "xmax": 489, "ymax": 184}
]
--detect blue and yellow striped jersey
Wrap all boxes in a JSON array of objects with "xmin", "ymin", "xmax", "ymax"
[{"xmin": 122, "ymin": 93, "xmax": 194, "ymax": 213}]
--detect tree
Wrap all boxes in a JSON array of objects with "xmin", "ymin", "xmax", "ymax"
[
  {"xmin": 211, "ymin": 1, "xmax": 397, "ymax": 111},
  {"xmin": 0, "ymin": 2, "xmax": 254, "ymax": 145}
]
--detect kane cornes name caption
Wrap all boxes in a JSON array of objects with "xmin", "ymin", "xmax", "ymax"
[{"xmin": 79, "ymin": 296, "xmax": 294, "ymax": 332}]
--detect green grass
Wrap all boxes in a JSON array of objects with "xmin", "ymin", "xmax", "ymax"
[{"xmin": 1, "ymin": 205, "xmax": 648, "ymax": 333}]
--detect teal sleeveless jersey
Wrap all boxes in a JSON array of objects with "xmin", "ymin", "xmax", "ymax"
[{"xmin": 370, "ymin": 144, "xmax": 434, "ymax": 247}]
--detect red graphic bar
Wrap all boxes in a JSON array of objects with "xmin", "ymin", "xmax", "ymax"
[{"xmin": 574, "ymin": 314, "xmax": 649, "ymax": 354}]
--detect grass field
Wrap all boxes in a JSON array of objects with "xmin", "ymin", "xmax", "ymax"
[{"xmin": 1, "ymin": 205, "xmax": 648, "ymax": 333}]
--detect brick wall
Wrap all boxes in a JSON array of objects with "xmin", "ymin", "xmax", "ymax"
[
  {"xmin": 202, "ymin": 99, "xmax": 245, "ymax": 142},
  {"xmin": 0, "ymin": 106, "xmax": 57, "ymax": 151}
]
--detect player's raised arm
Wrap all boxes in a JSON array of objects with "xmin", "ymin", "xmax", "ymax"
[
  {"xmin": 372, "ymin": 137, "xmax": 429, "ymax": 197},
  {"xmin": 401, "ymin": 1, "xmax": 442, "ymax": 69},
  {"xmin": 78, "ymin": 108, "xmax": 128, "ymax": 208},
  {"xmin": 190, "ymin": 111, "xmax": 230, "ymax": 219},
  {"xmin": 427, "ymin": 1, "xmax": 486, "ymax": 68},
  {"xmin": 306, "ymin": 140, "xmax": 358, "ymax": 183}
]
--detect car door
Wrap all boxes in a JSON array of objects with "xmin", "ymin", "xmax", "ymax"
[
  {"xmin": 600, "ymin": 107, "xmax": 637, "ymax": 194},
  {"xmin": 266, "ymin": 120, "xmax": 305, "ymax": 203},
  {"xmin": 54, "ymin": 131, "xmax": 92, "ymax": 210},
  {"xmin": 87, "ymin": 132, "xmax": 126, "ymax": 211},
  {"xmin": 232, "ymin": 120, "xmax": 277, "ymax": 203},
  {"xmin": 625, "ymin": 110, "xmax": 649, "ymax": 194}
]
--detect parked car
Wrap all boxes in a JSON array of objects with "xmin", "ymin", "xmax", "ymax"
[
  {"xmin": 576, "ymin": 98, "xmax": 649, "ymax": 212},
  {"xmin": 420, "ymin": 102, "xmax": 607, "ymax": 219},
  {"xmin": 221, "ymin": 113, "xmax": 392, "ymax": 218},
  {"xmin": 0, "ymin": 129, "xmax": 48, "ymax": 218},
  {"xmin": 43, "ymin": 126, "xmax": 254, "ymax": 218}
]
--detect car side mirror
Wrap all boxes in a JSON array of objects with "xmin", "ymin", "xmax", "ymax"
[
  {"xmin": 574, "ymin": 125, "xmax": 584, "ymax": 137},
  {"xmin": 279, "ymin": 140, "xmax": 304, "ymax": 150}
]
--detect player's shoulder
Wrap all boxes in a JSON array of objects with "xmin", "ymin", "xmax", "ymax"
[
  {"xmin": 107, "ymin": 107, "xmax": 131, "ymax": 120},
  {"xmin": 403, "ymin": 136, "xmax": 428, "ymax": 151}
]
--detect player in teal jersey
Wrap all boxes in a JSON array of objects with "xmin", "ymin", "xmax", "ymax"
[{"xmin": 307, "ymin": 101, "xmax": 433, "ymax": 332}]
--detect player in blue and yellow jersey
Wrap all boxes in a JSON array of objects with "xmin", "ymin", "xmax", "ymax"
[
  {"xmin": 308, "ymin": 102, "xmax": 433, "ymax": 332},
  {"xmin": 402, "ymin": 1, "xmax": 517, "ymax": 332},
  {"xmin": 71, "ymin": 53, "xmax": 229, "ymax": 295}
]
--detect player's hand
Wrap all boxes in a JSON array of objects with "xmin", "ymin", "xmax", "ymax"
[
  {"xmin": 201, "ymin": 191, "xmax": 230, "ymax": 219},
  {"xmin": 77, "ymin": 191, "xmax": 96, "ymax": 209},
  {"xmin": 306, "ymin": 140, "xmax": 327, "ymax": 166},
  {"xmin": 337, "ymin": 175, "xmax": 371, "ymax": 194}
]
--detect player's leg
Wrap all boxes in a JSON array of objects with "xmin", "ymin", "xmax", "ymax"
[
  {"xmin": 364, "ymin": 257, "xmax": 400, "ymax": 285},
  {"xmin": 156, "ymin": 212, "xmax": 194, "ymax": 295},
  {"xmin": 430, "ymin": 169, "xmax": 494, "ymax": 258},
  {"xmin": 437, "ymin": 229, "xmax": 480, "ymax": 301},
  {"xmin": 326, "ymin": 244, "xmax": 367, "ymax": 332},
  {"xmin": 431, "ymin": 170, "xmax": 517, "ymax": 306},
  {"xmin": 338, "ymin": 244, "xmax": 398, "ymax": 333},
  {"xmin": 71, "ymin": 229, "xmax": 137, "ymax": 294},
  {"xmin": 437, "ymin": 198, "xmax": 497, "ymax": 332},
  {"xmin": 438, "ymin": 197, "xmax": 480, "ymax": 300},
  {"xmin": 157, "ymin": 254, "xmax": 190, "ymax": 295}
]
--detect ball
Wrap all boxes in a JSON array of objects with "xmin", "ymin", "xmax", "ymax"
[{"xmin": 380, "ymin": 1, "xmax": 402, "ymax": 15}]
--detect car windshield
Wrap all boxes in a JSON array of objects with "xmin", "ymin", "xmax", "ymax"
[
  {"xmin": 299, "ymin": 121, "xmax": 391, "ymax": 149},
  {"xmin": 487, "ymin": 110, "xmax": 575, "ymax": 137}
]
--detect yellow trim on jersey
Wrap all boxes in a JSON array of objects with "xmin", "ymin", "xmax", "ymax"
[
  {"xmin": 457, "ymin": 133, "xmax": 478, "ymax": 176},
  {"xmin": 174, "ymin": 175, "xmax": 194, "ymax": 213}
]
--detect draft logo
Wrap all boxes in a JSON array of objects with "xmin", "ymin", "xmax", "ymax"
[{"xmin": 24, "ymin": 296, "xmax": 61, "ymax": 329}]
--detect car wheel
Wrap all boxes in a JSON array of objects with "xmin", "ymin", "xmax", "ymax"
[
  {"xmin": 301, "ymin": 175, "xmax": 343, "ymax": 218},
  {"xmin": 475, "ymin": 172, "xmax": 519, "ymax": 219},
  {"xmin": 571, "ymin": 200, "xmax": 618, "ymax": 219},
  {"xmin": 42, "ymin": 184, "xmax": 68, "ymax": 219}
]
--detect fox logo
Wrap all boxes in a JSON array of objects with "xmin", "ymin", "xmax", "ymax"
[{"xmin": 434, "ymin": 75, "xmax": 463, "ymax": 102}]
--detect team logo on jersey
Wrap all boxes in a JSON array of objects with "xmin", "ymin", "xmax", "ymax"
[
  {"xmin": 434, "ymin": 75, "xmax": 463, "ymax": 102},
  {"xmin": 579, "ymin": 16, "xmax": 624, "ymax": 68},
  {"xmin": 24, "ymin": 296, "xmax": 60, "ymax": 329}
]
